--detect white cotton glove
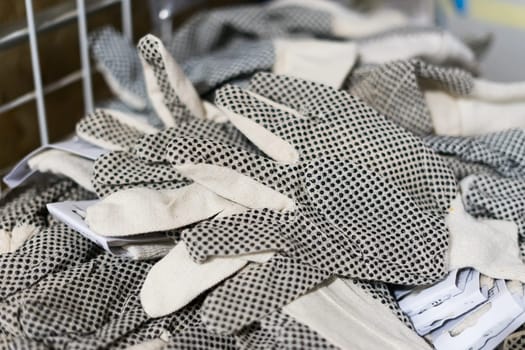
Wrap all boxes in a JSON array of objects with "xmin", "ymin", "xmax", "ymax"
[
  {"xmin": 272, "ymin": 38, "xmax": 357, "ymax": 88},
  {"xmin": 140, "ymin": 34, "xmax": 358, "ymax": 129},
  {"xmin": 426, "ymin": 79, "xmax": 525, "ymax": 136},
  {"xmin": 141, "ymin": 241, "xmax": 276, "ymax": 318},
  {"xmin": 283, "ymin": 278, "xmax": 432, "ymax": 350},
  {"xmin": 139, "ymin": 34, "xmax": 225, "ymax": 126},
  {"xmin": 270, "ymin": 0, "xmax": 409, "ymax": 38},
  {"xmin": 76, "ymin": 108, "xmax": 159, "ymax": 151},
  {"xmin": 446, "ymin": 192, "xmax": 525, "ymax": 282},
  {"xmin": 85, "ymin": 183, "xmax": 250, "ymax": 237},
  {"xmin": 138, "ymin": 163, "xmax": 296, "ymax": 317},
  {"xmin": 27, "ymin": 149, "xmax": 94, "ymax": 192}
]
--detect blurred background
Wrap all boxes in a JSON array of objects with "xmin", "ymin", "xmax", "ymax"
[{"xmin": 1, "ymin": 0, "xmax": 524, "ymax": 179}]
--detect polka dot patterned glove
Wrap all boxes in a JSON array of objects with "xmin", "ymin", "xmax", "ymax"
[
  {"xmin": 347, "ymin": 59, "xmax": 474, "ymax": 136},
  {"xmin": 461, "ymin": 174, "xmax": 525, "ymax": 260},
  {"xmin": 168, "ymin": 1, "xmax": 408, "ymax": 63},
  {"xmin": 425, "ymin": 129, "xmax": 525, "ymax": 179},
  {"xmin": 0, "ymin": 177, "xmax": 94, "ymax": 255},
  {"xmin": 89, "ymin": 113, "xmax": 254, "ymax": 198},
  {"xmin": 163, "ymin": 135, "xmax": 451, "ymax": 334},
  {"xmin": 230, "ymin": 73, "xmax": 457, "ymax": 216},
  {"xmin": 0, "ymin": 223, "xmax": 98, "ymax": 302},
  {"xmin": 0, "ymin": 252, "xmax": 201, "ymax": 349},
  {"xmin": 76, "ymin": 108, "xmax": 160, "ymax": 152},
  {"xmin": 90, "ymin": 27, "xmax": 151, "ymax": 113},
  {"xmin": 502, "ymin": 328, "xmax": 525, "ymax": 350}
]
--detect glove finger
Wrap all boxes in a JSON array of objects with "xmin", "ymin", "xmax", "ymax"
[
  {"xmin": 133, "ymin": 119, "xmax": 254, "ymax": 164},
  {"xmin": 76, "ymin": 109, "xmax": 158, "ymax": 151},
  {"xmin": 86, "ymin": 184, "xmax": 247, "ymax": 236},
  {"xmin": 165, "ymin": 137, "xmax": 288, "ymax": 187},
  {"xmin": 140, "ymin": 242, "xmax": 250, "ymax": 318},
  {"xmin": 166, "ymin": 137, "xmax": 294, "ymax": 210},
  {"xmin": 182, "ymin": 208, "xmax": 290, "ymax": 263},
  {"xmin": 92, "ymin": 151, "xmax": 189, "ymax": 198},
  {"xmin": 138, "ymin": 34, "xmax": 205, "ymax": 127},
  {"xmin": 90, "ymin": 26, "xmax": 148, "ymax": 111},
  {"xmin": 201, "ymin": 255, "xmax": 330, "ymax": 335}
]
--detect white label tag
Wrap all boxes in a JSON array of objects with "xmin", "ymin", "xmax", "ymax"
[
  {"xmin": 410, "ymin": 270, "xmax": 488, "ymax": 335},
  {"xmin": 397, "ymin": 269, "xmax": 466, "ymax": 316},
  {"xmin": 47, "ymin": 200, "xmax": 173, "ymax": 256},
  {"xmin": 430, "ymin": 279, "xmax": 525, "ymax": 350}
]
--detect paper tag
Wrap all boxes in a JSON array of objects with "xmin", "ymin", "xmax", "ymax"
[
  {"xmin": 410, "ymin": 269, "xmax": 488, "ymax": 335},
  {"xmin": 47, "ymin": 200, "xmax": 173, "ymax": 256},
  {"xmin": 431, "ymin": 279, "xmax": 525, "ymax": 350},
  {"xmin": 3, "ymin": 137, "xmax": 106, "ymax": 189},
  {"xmin": 397, "ymin": 269, "xmax": 467, "ymax": 316}
]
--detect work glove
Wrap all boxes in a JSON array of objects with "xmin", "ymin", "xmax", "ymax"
[
  {"xmin": 0, "ymin": 252, "xmax": 202, "ymax": 349},
  {"xmin": 348, "ymin": 59, "xmax": 474, "ymax": 136},
  {"xmin": 168, "ymin": 0, "xmax": 407, "ymax": 63},
  {"xmin": 90, "ymin": 27, "xmax": 153, "ymax": 115},
  {"xmin": 461, "ymin": 174, "xmax": 525, "ymax": 259},
  {"xmin": 425, "ymin": 129, "xmax": 525, "ymax": 179},
  {"xmin": 0, "ymin": 177, "xmax": 94, "ymax": 255},
  {"xmin": 141, "ymin": 134, "xmax": 450, "ymax": 334},
  {"xmin": 86, "ymin": 73, "xmax": 456, "ymax": 330},
  {"xmin": 349, "ymin": 58, "xmax": 525, "ymax": 137}
]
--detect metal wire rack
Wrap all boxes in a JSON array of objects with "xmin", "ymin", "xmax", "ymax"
[{"xmin": 0, "ymin": 0, "xmax": 133, "ymax": 146}]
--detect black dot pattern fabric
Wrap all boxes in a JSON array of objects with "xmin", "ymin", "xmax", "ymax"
[
  {"xmin": 168, "ymin": 4, "xmax": 332, "ymax": 63},
  {"xmin": 137, "ymin": 35, "xmax": 197, "ymax": 126},
  {"xmin": 347, "ymin": 59, "xmax": 474, "ymax": 136},
  {"xmin": 245, "ymin": 72, "xmax": 457, "ymax": 216},
  {"xmin": 183, "ymin": 38, "xmax": 275, "ymax": 96},
  {"xmin": 90, "ymin": 27, "xmax": 150, "ymax": 112},
  {"xmin": 0, "ymin": 176, "xmax": 95, "ymax": 244},
  {"xmin": 462, "ymin": 174, "xmax": 525, "ymax": 259},
  {"xmin": 167, "ymin": 134, "xmax": 449, "ymax": 333},
  {"xmin": 76, "ymin": 109, "xmax": 156, "ymax": 151},
  {"xmin": 91, "ymin": 117, "xmax": 256, "ymax": 198},
  {"xmin": 235, "ymin": 309, "xmax": 339, "ymax": 350},
  {"xmin": 425, "ymin": 129, "xmax": 525, "ymax": 179},
  {"xmin": 439, "ymin": 154, "xmax": 497, "ymax": 180},
  {"xmin": 0, "ymin": 248, "xmax": 203, "ymax": 349},
  {"xmin": 0, "ymin": 224, "xmax": 99, "ymax": 302},
  {"xmin": 502, "ymin": 330, "xmax": 525, "ymax": 350},
  {"xmin": 92, "ymin": 150, "xmax": 191, "ymax": 198}
]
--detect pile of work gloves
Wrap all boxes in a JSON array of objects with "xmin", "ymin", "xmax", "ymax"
[{"xmin": 3, "ymin": 0, "xmax": 525, "ymax": 349}]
